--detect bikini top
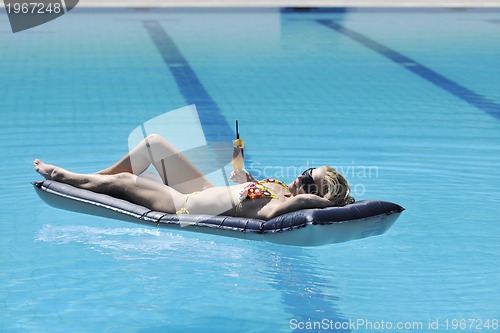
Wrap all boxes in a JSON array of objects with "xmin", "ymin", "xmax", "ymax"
[{"xmin": 239, "ymin": 178, "xmax": 289, "ymax": 201}]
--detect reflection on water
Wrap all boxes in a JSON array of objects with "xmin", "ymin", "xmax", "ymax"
[
  {"xmin": 258, "ymin": 245, "xmax": 351, "ymax": 333},
  {"xmin": 36, "ymin": 224, "xmax": 238, "ymax": 261},
  {"xmin": 35, "ymin": 223, "xmax": 350, "ymax": 331}
]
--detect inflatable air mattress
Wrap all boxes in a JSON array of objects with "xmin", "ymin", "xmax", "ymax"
[{"xmin": 33, "ymin": 180, "xmax": 404, "ymax": 247}]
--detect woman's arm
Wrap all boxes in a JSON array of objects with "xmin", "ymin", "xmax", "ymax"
[
  {"xmin": 230, "ymin": 169, "xmax": 257, "ymax": 183},
  {"xmin": 230, "ymin": 145, "xmax": 257, "ymax": 183},
  {"xmin": 264, "ymin": 194, "xmax": 334, "ymax": 220}
]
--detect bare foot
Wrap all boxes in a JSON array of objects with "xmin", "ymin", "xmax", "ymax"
[{"xmin": 33, "ymin": 159, "xmax": 57, "ymax": 180}]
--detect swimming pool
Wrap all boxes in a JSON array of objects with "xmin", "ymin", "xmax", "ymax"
[{"xmin": 1, "ymin": 7, "xmax": 499, "ymax": 332}]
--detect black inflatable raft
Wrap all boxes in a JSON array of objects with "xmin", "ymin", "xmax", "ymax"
[{"xmin": 33, "ymin": 180, "xmax": 404, "ymax": 247}]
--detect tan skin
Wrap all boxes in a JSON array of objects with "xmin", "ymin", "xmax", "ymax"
[{"xmin": 34, "ymin": 134, "xmax": 335, "ymax": 220}]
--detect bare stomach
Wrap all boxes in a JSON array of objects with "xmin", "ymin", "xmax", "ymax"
[{"xmin": 184, "ymin": 183, "xmax": 278, "ymax": 219}]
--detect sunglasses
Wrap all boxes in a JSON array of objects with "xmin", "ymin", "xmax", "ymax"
[{"xmin": 300, "ymin": 168, "xmax": 319, "ymax": 195}]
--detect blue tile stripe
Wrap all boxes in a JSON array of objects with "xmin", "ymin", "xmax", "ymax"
[
  {"xmin": 142, "ymin": 19, "xmax": 349, "ymax": 328},
  {"xmin": 316, "ymin": 19, "xmax": 500, "ymax": 120},
  {"xmin": 142, "ymin": 20, "xmax": 233, "ymax": 142}
]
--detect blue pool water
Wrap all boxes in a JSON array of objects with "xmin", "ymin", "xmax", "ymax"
[{"xmin": 1, "ymin": 7, "xmax": 500, "ymax": 332}]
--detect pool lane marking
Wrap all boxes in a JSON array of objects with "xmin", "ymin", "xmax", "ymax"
[
  {"xmin": 142, "ymin": 20, "xmax": 242, "ymax": 186},
  {"xmin": 143, "ymin": 19, "xmax": 349, "ymax": 326},
  {"xmin": 142, "ymin": 20, "xmax": 233, "ymax": 143},
  {"xmin": 316, "ymin": 19, "xmax": 500, "ymax": 121}
]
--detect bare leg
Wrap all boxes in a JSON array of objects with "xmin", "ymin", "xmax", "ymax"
[
  {"xmin": 96, "ymin": 134, "xmax": 214, "ymax": 193},
  {"xmin": 35, "ymin": 159, "xmax": 183, "ymax": 213}
]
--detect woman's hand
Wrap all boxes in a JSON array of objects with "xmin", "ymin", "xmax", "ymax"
[{"xmin": 230, "ymin": 169, "xmax": 254, "ymax": 183}]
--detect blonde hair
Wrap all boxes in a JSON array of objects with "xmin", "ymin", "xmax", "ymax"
[{"xmin": 320, "ymin": 166, "xmax": 355, "ymax": 206}]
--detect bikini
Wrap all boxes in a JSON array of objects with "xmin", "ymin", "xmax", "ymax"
[
  {"xmin": 238, "ymin": 178, "xmax": 288, "ymax": 201},
  {"xmin": 175, "ymin": 191, "xmax": 200, "ymax": 215},
  {"xmin": 234, "ymin": 178, "xmax": 289, "ymax": 217},
  {"xmin": 175, "ymin": 179, "xmax": 289, "ymax": 215}
]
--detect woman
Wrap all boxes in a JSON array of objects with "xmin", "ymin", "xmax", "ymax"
[{"xmin": 34, "ymin": 134, "xmax": 353, "ymax": 220}]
